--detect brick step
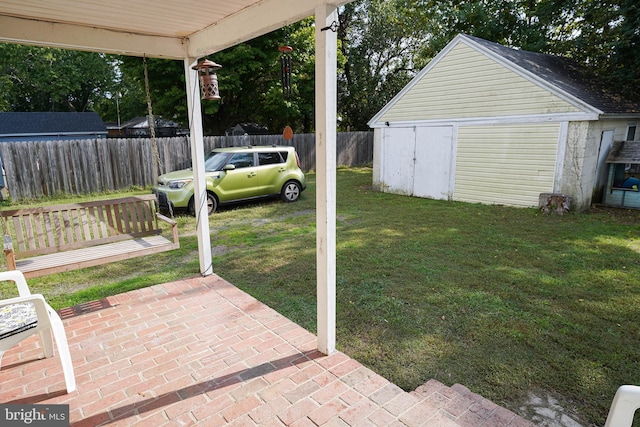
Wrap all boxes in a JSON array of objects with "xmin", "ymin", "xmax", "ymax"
[{"xmin": 410, "ymin": 379, "xmax": 535, "ymax": 426}]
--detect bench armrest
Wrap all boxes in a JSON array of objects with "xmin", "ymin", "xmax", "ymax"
[
  {"xmin": 156, "ymin": 212, "xmax": 177, "ymax": 226},
  {"xmin": 156, "ymin": 213, "xmax": 179, "ymax": 245}
]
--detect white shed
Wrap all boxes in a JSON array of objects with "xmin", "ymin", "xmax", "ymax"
[{"xmin": 368, "ymin": 34, "xmax": 640, "ymax": 211}]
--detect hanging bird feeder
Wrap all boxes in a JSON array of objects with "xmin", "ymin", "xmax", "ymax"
[{"xmin": 192, "ymin": 59, "xmax": 222, "ymax": 100}]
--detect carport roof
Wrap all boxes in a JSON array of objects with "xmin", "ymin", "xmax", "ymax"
[{"xmin": 0, "ymin": 0, "xmax": 353, "ymax": 59}]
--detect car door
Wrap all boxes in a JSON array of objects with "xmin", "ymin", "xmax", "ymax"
[
  {"xmin": 256, "ymin": 151, "xmax": 286, "ymax": 195},
  {"xmin": 216, "ymin": 152, "xmax": 259, "ymax": 201}
]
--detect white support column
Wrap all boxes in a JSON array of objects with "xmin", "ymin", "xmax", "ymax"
[
  {"xmin": 184, "ymin": 58, "xmax": 213, "ymax": 276},
  {"xmin": 315, "ymin": 4, "xmax": 338, "ymax": 355}
]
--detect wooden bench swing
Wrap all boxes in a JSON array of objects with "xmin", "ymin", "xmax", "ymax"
[
  {"xmin": 0, "ymin": 61, "xmax": 182, "ymax": 279},
  {"xmin": 1, "ymin": 195, "xmax": 179, "ymax": 278}
]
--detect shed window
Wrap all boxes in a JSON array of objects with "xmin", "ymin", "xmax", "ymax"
[
  {"xmin": 627, "ymin": 123, "xmax": 637, "ymax": 141},
  {"xmin": 612, "ymin": 163, "xmax": 640, "ymax": 188}
]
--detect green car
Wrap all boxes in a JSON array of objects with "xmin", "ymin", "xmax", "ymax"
[{"xmin": 153, "ymin": 145, "xmax": 306, "ymax": 215}]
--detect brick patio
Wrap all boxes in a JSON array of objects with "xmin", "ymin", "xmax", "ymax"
[{"xmin": 0, "ymin": 274, "xmax": 534, "ymax": 426}]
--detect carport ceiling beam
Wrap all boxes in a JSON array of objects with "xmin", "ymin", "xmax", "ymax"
[
  {"xmin": 0, "ymin": 0, "xmax": 353, "ymax": 59},
  {"xmin": 0, "ymin": 15, "xmax": 187, "ymax": 59}
]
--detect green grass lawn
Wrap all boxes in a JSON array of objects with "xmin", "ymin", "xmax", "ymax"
[{"xmin": 2, "ymin": 167, "xmax": 639, "ymax": 426}]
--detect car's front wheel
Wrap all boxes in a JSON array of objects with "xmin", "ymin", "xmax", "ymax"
[
  {"xmin": 189, "ymin": 192, "xmax": 218, "ymax": 215},
  {"xmin": 281, "ymin": 181, "xmax": 302, "ymax": 203}
]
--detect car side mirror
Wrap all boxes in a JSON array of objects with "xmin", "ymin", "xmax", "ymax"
[{"xmin": 223, "ymin": 164, "xmax": 236, "ymax": 171}]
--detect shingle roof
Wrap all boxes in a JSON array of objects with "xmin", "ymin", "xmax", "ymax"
[
  {"xmin": 0, "ymin": 112, "xmax": 107, "ymax": 136},
  {"xmin": 465, "ymin": 35, "xmax": 640, "ymax": 114}
]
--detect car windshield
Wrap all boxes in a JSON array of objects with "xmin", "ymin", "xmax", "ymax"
[{"xmin": 204, "ymin": 151, "xmax": 231, "ymax": 172}]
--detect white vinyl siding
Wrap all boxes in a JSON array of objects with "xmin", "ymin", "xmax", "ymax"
[
  {"xmin": 380, "ymin": 43, "xmax": 581, "ymax": 122},
  {"xmin": 454, "ymin": 123, "xmax": 560, "ymax": 207}
]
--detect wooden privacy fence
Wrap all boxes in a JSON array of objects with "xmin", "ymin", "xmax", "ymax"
[{"xmin": 0, "ymin": 132, "xmax": 373, "ymax": 201}]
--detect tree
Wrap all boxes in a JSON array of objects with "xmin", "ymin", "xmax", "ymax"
[
  {"xmin": 115, "ymin": 56, "xmax": 187, "ymax": 126},
  {"xmin": 407, "ymin": 0, "xmax": 640, "ymax": 100},
  {"xmin": 338, "ymin": 0, "xmax": 426, "ymax": 130},
  {"xmin": 207, "ymin": 19, "xmax": 319, "ymax": 135},
  {"xmin": 2, "ymin": 2, "xmax": 637, "ymax": 131},
  {"xmin": 567, "ymin": 0, "xmax": 640, "ymax": 100},
  {"xmin": 0, "ymin": 44, "xmax": 117, "ymax": 113}
]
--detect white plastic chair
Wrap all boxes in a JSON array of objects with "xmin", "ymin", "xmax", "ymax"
[
  {"xmin": 605, "ymin": 385, "xmax": 640, "ymax": 427},
  {"xmin": 0, "ymin": 270, "xmax": 76, "ymax": 393}
]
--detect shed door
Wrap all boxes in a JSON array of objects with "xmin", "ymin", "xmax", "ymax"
[
  {"xmin": 381, "ymin": 127, "xmax": 416, "ymax": 195},
  {"xmin": 593, "ymin": 130, "xmax": 614, "ymax": 203},
  {"xmin": 455, "ymin": 123, "xmax": 559, "ymax": 207},
  {"xmin": 413, "ymin": 126, "xmax": 454, "ymax": 199}
]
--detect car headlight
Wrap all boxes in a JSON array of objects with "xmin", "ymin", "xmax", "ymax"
[{"xmin": 167, "ymin": 179, "xmax": 192, "ymax": 189}]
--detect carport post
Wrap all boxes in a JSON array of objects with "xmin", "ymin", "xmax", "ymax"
[
  {"xmin": 184, "ymin": 57, "xmax": 213, "ymax": 276},
  {"xmin": 315, "ymin": 3, "xmax": 338, "ymax": 355}
]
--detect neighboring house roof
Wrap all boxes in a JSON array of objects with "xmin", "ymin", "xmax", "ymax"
[
  {"xmin": 117, "ymin": 116, "xmax": 188, "ymax": 137},
  {"xmin": 0, "ymin": 112, "xmax": 107, "ymax": 138},
  {"xmin": 369, "ymin": 34, "xmax": 640, "ymax": 126},
  {"xmin": 120, "ymin": 116, "xmax": 183, "ymax": 130},
  {"xmin": 225, "ymin": 123, "xmax": 269, "ymax": 136}
]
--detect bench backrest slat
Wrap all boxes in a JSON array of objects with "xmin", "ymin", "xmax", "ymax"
[
  {"xmin": 134, "ymin": 201, "xmax": 143, "ymax": 233},
  {"xmin": 81, "ymin": 208, "xmax": 92, "ymax": 240},
  {"xmin": 26, "ymin": 214, "xmax": 36, "ymax": 250},
  {"xmin": 33, "ymin": 212, "xmax": 45, "ymax": 249},
  {"xmin": 114, "ymin": 203, "xmax": 125, "ymax": 234},
  {"xmin": 142, "ymin": 200, "xmax": 154, "ymax": 231},
  {"xmin": 96, "ymin": 206, "xmax": 108, "ymax": 238},
  {"xmin": 71, "ymin": 209, "xmax": 82, "ymax": 242},
  {"xmin": 12, "ymin": 216, "xmax": 25, "ymax": 252},
  {"xmin": 2, "ymin": 195, "xmax": 161, "ymax": 258},
  {"xmin": 44, "ymin": 212, "xmax": 56, "ymax": 246},
  {"xmin": 104, "ymin": 204, "xmax": 116, "ymax": 236}
]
